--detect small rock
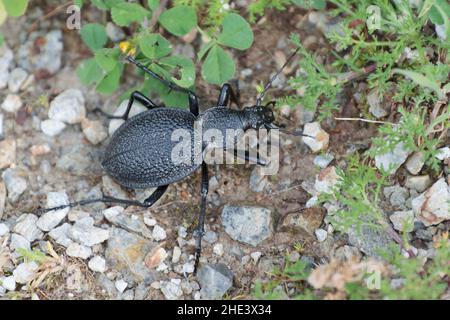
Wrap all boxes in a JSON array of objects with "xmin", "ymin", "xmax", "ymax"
[
  {"xmin": 204, "ymin": 230, "xmax": 218, "ymax": 244},
  {"xmin": 17, "ymin": 30, "xmax": 63, "ymax": 75},
  {"xmin": 160, "ymin": 280, "xmax": 183, "ymax": 300},
  {"xmin": 143, "ymin": 215, "xmax": 157, "ymax": 227},
  {"xmin": 30, "ymin": 144, "xmax": 51, "ymax": 156},
  {"xmin": 13, "ymin": 262, "xmax": 39, "ymax": 284},
  {"xmin": 198, "ymin": 264, "xmax": 233, "ymax": 300},
  {"xmin": 48, "ymin": 89, "xmax": 86, "ymax": 124},
  {"xmin": 2, "ymin": 168, "xmax": 27, "ymax": 202},
  {"xmin": 347, "ymin": 224, "xmax": 395, "ymax": 258},
  {"xmin": 367, "ymin": 89, "xmax": 388, "ymax": 118},
  {"xmin": 115, "ymin": 279, "xmax": 128, "ymax": 293},
  {"xmin": 388, "ymin": 186, "xmax": 409, "ymax": 208},
  {"xmin": 8, "ymin": 68, "xmax": 28, "ymax": 93},
  {"xmin": 69, "ymin": 217, "xmax": 109, "ymax": 246},
  {"xmin": 81, "ymin": 119, "xmax": 107, "ymax": 145},
  {"xmin": 106, "ymin": 22, "xmax": 125, "ymax": 41},
  {"xmin": 145, "ymin": 247, "xmax": 167, "ymax": 269},
  {"xmin": 375, "ymin": 142, "xmax": 410, "ymax": 174},
  {"xmin": 0, "ymin": 183, "xmax": 6, "ymax": 219},
  {"xmin": 103, "ymin": 206, "xmax": 152, "ymax": 238},
  {"xmin": 48, "ymin": 223, "xmax": 73, "ymax": 247},
  {"xmin": 389, "ymin": 210, "xmax": 414, "ymax": 232},
  {"xmin": 152, "ymin": 225, "xmax": 167, "ymax": 241},
  {"xmin": 249, "ymin": 166, "xmax": 268, "ymax": 193},
  {"xmin": 68, "ymin": 210, "xmax": 90, "ymax": 222},
  {"xmin": 0, "ymin": 223, "xmax": 9, "ymax": 237},
  {"xmin": 314, "ymin": 166, "xmax": 339, "ymax": 194},
  {"xmin": 36, "ymin": 192, "xmax": 70, "ymax": 231},
  {"xmin": 172, "ymin": 246, "xmax": 182, "ymax": 263},
  {"xmin": 405, "ymin": 175, "xmax": 432, "ymax": 193},
  {"xmin": 411, "ymin": 178, "xmax": 450, "ymax": 226},
  {"xmin": 0, "ymin": 139, "xmax": 16, "ymax": 169},
  {"xmin": 334, "ymin": 245, "xmax": 362, "ymax": 262},
  {"xmin": 435, "ymin": 147, "xmax": 450, "ymax": 161},
  {"xmin": 1, "ymin": 94, "xmax": 23, "ymax": 113},
  {"xmin": 302, "ymin": 122, "xmax": 329, "ymax": 152},
  {"xmin": 315, "ymin": 228, "xmax": 327, "ymax": 242},
  {"xmin": 313, "ymin": 153, "xmax": 334, "ymax": 168},
  {"xmin": 183, "ymin": 262, "xmax": 195, "ymax": 274},
  {"xmin": 221, "ymin": 205, "xmax": 272, "ymax": 246},
  {"xmin": 66, "ymin": 243, "xmax": 92, "ymax": 259},
  {"xmin": 405, "ymin": 152, "xmax": 424, "ymax": 175},
  {"xmin": 250, "ymin": 251, "xmax": 262, "ymax": 263},
  {"xmin": 281, "ymin": 207, "xmax": 326, "ymax": 234},
  {"xmin": 305, "ymin": 196, "xmax": 318, "ymax": 208},
  {"xmin": 0, "ymin": 45, "xmax": 14, "ymax": 89},
  {"xmin": 213, "ymin": 243, "xmax": 224, "ymax": 256},
  {"xmin": 1, "ymin": 276, "xmax": 16, "ymax": 291},
  {"xmin": 88, "ymin": 256, "xmax": 107, "ymax": 273},
  {"xmin": 40, "ymin": 119, "xmax": 66, "ymax": 137},
  {"xmin": 178, "ymin": 226, "xmax": 188, "ymax": 238},
  {"xmin": 13, "ymin": 214, "xmax": 43, "ymax": 242},
  {"xmin": 10, "ymin": 233, "xmax": 30, "ymax": 252}
]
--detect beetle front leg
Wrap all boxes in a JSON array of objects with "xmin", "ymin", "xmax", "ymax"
[
  {"xmin": 94, "ymin": 91, "xmax": 159, "ymax": 120},
  {"xmin": 188, "ymin": 92, "xmax": 200, "ymax": 116},
  {"xmin": 193, "ymin": 162, "xmax": 209, "ymax": 274},
  {"xmin": 217, "ymin": 82, "xmax": 240, "ymax": 107}
]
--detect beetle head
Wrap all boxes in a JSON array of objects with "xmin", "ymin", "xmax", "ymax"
[{"xmin": 243, "ymin": 103, "xmax": 275, "ymax": 130}]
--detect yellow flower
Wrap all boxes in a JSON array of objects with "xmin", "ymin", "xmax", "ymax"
[{"xmin": 119, "ymin": 41, "xmax": 137, "ymax": 56}]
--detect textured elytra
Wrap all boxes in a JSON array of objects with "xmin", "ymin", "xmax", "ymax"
[{"xmin": 102, "ymin": 108, "xmax": 201, "ymax": 189}]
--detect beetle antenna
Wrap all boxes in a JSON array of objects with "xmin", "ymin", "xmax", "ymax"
[
  {"xmin": 256, "ymin": 47, "xmax": 300, "ymax": 106},
  {"xmin": 265, "ymin": 123, "xmax": 313, "ymax": 138}
]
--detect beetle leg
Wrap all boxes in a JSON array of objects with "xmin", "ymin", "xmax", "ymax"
[
  {"xmin": 188, "ymin": 92, "xmax": 200, "ymax": 116},
  {"xmin": 217, "ymin": 82, "xmax": 240, "ymax": 107},
  {"xmin": 94, "ymin": 91, "xmax": 159, "ymax": 120},
  {"xmin": 232, "ymin": 148, "xmax": 268, "ymax": 166},
  {"xmin": 36, "ymin": 185, "xmax": 169, "ymax": 214},
  {"xmin": 193, "ymin": 162, "xmax": 209, "ymax": 274}
]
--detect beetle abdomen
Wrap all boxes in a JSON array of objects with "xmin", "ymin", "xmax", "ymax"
[{"xmin": 102, "ymin": 108, "xmax": 201, "ymax": 189}]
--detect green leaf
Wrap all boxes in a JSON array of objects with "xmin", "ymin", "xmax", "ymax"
[
  {"xmin": 2, "ymin": 0, "xmax": 28, "ymax": 17},
  {"xmin": 74, "ymin": 0, "xmax": 84, "ymax": 8},
  {"xmin": 147, "ymin": 0, "xmax": 160, "ymax": 11},
  {"xmin": 197, "ymin": 41, "xmax": 215, "ymax": 61},
  {"xmin": 0, "ymin": 33, "xmax": 3, "ymax": 47},
  {"xmin": 160, "ymin": 55, "xmax": 195, "ymax": 88},
  {"xmin": 201, "ymin": 45, "xmax": 235, "ymax": 85},
  {"xmin": 292, "ymin": 0, "xmax": 326, "ymax": 10},
  {"xmin": 143, "ymin": 77, "xmax": 188, "ymax": 108},
  {"xmin": 95, "ymin": 48, "xmax": 120, "ymax": 72},
  {"xmin": 76, "ymin": 58, "xmax": 104, "ymax": 86},
  {"xmin": 217, "ymin": 13, "xmax": 253, "ymax": 50},
  {"xmin": 158, "ymin": 5, "xmax": 197, "ymax": 36},
  {"xmin": 111, "ymin": 2, "xmax": 150, "ymax": 27},
  {"xmin": 428, "ymin": 0, "xmax": 450, "ymax": 25},
  {"xmin": 80, "ymin": 23, "xmax": 108, "ymax": 51},
  {"xmin": 96, "ymin": 64, "xmax": 123, "ymax": 94},
  {"xmin": 139, "ymin": 33, "xmax": 172, "ymax": 59},
  {"xmin": 393, "ymin": 68, "xmax": 444, "ymax": 100},
  {"xmin": 91, "ymin": 0, "xmax": 123, "ymax": 10}
]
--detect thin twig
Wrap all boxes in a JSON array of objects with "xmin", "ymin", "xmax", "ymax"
[{"xmin": 334, "ymin": 117, "xmax": 395, "ymax": 125}]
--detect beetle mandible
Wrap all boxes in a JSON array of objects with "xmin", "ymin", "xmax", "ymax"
[{"xmin": 39, "ymin": 48, "xmax": 309, "ymax": 273}]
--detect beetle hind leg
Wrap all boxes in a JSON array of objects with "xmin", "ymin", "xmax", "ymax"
[
  {"xmin": 217, "ymin": 82, "xmax": 240, "ymax": 107},
  {"xmin": 193, "ymin": 162, "xmax": 209, "ymax": 274}
]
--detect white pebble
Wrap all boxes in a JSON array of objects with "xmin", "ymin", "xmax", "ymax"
[
  {"xmin": 213, "ymin": 243, "xmax": 224, "ymax": 256},
  {"xmin": 88, "ymin": 256, "xmax": 107, "ymax": 273},
  {"xmin": 41, "ymin": 119, "xmax": 66, "ymax": 137},
  {"xmin": 152, "ymin": 225, "xmax": 167, "ymax": 241},
  {"xmin": 315, "ymin": 228, "xmax": 328, "ymax": 242},
  {"xmin": 115, "ymin": 279, "xmax": 128, "ymax": 293},
  {"xmin": 1, "ymin": 94, "xmax": 23, "ymax": 113}
]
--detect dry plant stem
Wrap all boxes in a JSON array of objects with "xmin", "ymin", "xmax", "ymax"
[
  {"xmin": 149, "ymin": 0, "xmax": 169, "ymax": 31},
  {"xmin": 334, "ymin": 117, "xmax": 395, "ymax": 125},
  {"xmin": 28, "ymin": 2, "xmax": 72, "ymax": 33}
]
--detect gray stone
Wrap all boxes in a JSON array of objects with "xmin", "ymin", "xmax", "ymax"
[
  {"xmin": 88, "ymin": 256, "xmax": 107, "ymax": 273},
  {"xmin": 2, "ymin": 169, "xmax": 27, "ymax": 202},
  {"xmin": 81, "ymin": 119, "xmax": 108, "ymax": 145},
  {"xmin": 0, "ymin": 182, "xmax": 6, "ymax": 220},
  {"xmin": 48, "ymin": 223, "xmax": 73, "ymax": 247},
  {"xmin": 105, "ymin": 227, "xmax": 155, "ymax": 283},
  {"xmin": 1, "ymin": 94, "xmax": 23, "ymax": 113},
  {"xmin": 302, "ymin": 122, "xmax": 329, "ymax": 152},
  {"xmin": 411, "ymin": 178, "xmax": 450, "ymax": 226},
  {"xmin": 115, "ymin": 279, "xmax": 128, "ymax": 293},
  {"xmin": 313, "ymin": 153, "xmax": 334, "ymax": 168},
  {"xmin": 103, "ymin": 206, "xmax": 152, "ymax": 238},
  {"xmin": 98, "ymin": 274, "xmax": 117, "ymax": 297},
  {"xmin": 314, "ymin": 166, "xmax": 339, "ymax": 194},
  {"xmin": 213, "ymin": 243, "xmax": 224, "ymax": 256},
  {"xmin": 334, "ymin": 245, "xmax": 361, "ymax": 261},
  {"xmin": 405, "ymin": 175, "xmax": 432, "ymax": 193},
  {"xmin": 198, "ymin": 263, "xmax": 233, "ymax": 300},
  {"xmin": 221, "ymin": 205, "xmax": 272, "ymax": 246},
  {"xmin": 347, "ymin": 225, "xmax": 396, "ymax": 258},
  {"xmin": 13, "ymin": 214, "xmax": 43, "ymax": 242},
  {"xmin": 435, "ymin": 147, "xmax": 450, "ymax": 161},
  {"xmin": 48, "ymin": 89, "xmax": 86, "ymax": 124},
  {"xmin": 367, "ymin": 89, "xmax": 388, "ymax": 118},
  {"xmin": 13, "ymin": 262, "xmax": 39, "ymax": 284},
  {"xmin": 17, "ymin": 30, "xmax": 63, "ymax": 75},
  {"xmin": 0, "ymin": 139, "xmax": 15, "ymax": 170},
  {"xmin": 314, "ymin": 228, "xmax": 327, "ymax": 242},
  {"xmin": 388, "ymin": 186, "xmax": 409, "ymax": 208},
  {"xmin": 375, "ymin": 142, "xmax": 410, "ymax": 174},
  {"xmin": 69, "ymin": 217, "xmax": 109, "ymax": 247},
  {"xmin": 249, "ymin": 166, "xmax": 268, "ymax": 193},
  {"xmin": 405, "ymin": 152, "xmax": 424, "ymax": 175},
  {"xmin": 8, "ymin": 68, "xmax": 28, "ymax": 93},
  {"xmin": 40, "ymin": 119, "xmax": 66, "ymax": 137},
  {"xmin": 152, "ymin": 225, "xmax": 167, "ymax": 241},
  {"xmin": 0, "ymin": 223, "xmax": 9, "ymax": 237},
  {"xmin": 160, "ymin": 280, "xmax": 183, "ymax": 300},
  {"xmin": 0, "ymin": 45, "xmax": 14, "ymax": 89},
  {"xmin": 1, "ymin": 275, "xmax": 16, "ymax": 291},
  {"xmin": 106, "ymin": 22, "xmax": 126, "ymax": 41},
  {"xmin": 66, "ymin": 243, "xmax": 92, "ymax": 259},
  {"xmin": 10, "ymin": 233, "xmax": 30, "ymax": 252},
  {"xmin": 36, "ymin": 192, "xmax": 69, "ymax": 231},
  {"xmin": 203, "ymin": 230, "xmax": 218, "ymax": 244},
  {"xmin": 389, "ymin": 210, "xmax": 414, "ymax": 232}
]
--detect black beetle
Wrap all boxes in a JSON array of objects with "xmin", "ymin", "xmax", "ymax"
[{"xmin": 40, "ymin": 49, "xmax": 308, "ymax": 273}]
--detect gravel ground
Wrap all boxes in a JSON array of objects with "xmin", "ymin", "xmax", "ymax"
[{"xmin": 0, "ymin": 3, "xmax": 448, "ymax": 300}]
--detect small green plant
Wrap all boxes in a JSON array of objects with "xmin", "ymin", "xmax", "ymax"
[
  {"xmin": 75, "ymin": 0, "xmax": 254, "ymax": 107},
  {"xmin": 0, "ymin": 0, "xmax": 29, "ymax": 45}
]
